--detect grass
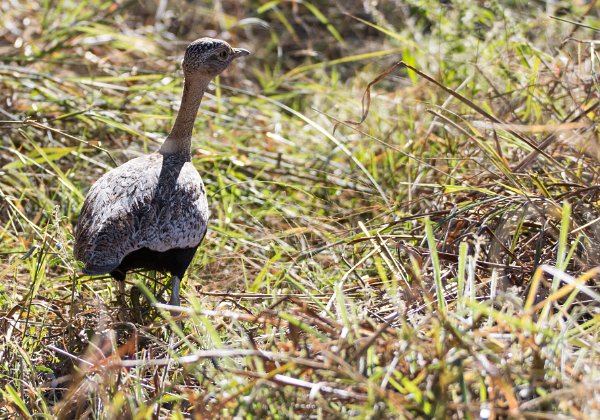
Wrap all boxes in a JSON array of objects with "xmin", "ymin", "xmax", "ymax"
[{"xmin": 1, "ymin": 0, "xmax": 599, "ymax": 417}]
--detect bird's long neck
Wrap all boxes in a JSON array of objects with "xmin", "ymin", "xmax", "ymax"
[{"xmin": 160, "ymin": 76, "xmax": 211, "ymax": 159}]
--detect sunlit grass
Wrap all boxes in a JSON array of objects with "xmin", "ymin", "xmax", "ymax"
[{"xmin": 0, "ymin": 0, "xmax": 599, "ymax": 417}]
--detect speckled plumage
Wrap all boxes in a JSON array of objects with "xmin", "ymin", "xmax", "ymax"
[
  {"xmin": 73, "ymin": 38, "xmax": 249, "ymax": 306},
  {"xmin": 74, "ymin": 153, "xmax": 208, "ymax": 275}
]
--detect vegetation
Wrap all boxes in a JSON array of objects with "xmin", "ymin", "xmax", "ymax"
[{"xmin": 1, "ymin": 0, "xmax": 599, "ymax": 417}]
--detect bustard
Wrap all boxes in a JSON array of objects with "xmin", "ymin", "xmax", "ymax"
[{"xmin": 74, "ymin": 38, "xmax": 249, "ymax": 307}]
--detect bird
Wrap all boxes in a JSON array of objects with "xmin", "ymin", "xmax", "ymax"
[{"xmin": 74, "ymin": 38, "xmax": 250, "ymax": 308}]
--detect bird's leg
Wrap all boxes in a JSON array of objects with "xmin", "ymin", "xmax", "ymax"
[
  {"xmin": 117, "ymin": 280, "xmax": 125, "ymax": 296},
  {"xmin": 116, "ymin": 280, "xmax": 129, "ymax": 321},
  {"xmin": 170, "ymin": 275, "xmax": 181, "ymax": 307},
  {"xmin": 130, "ymin": 284, "xmax": 143, "ymax": 323},
  {"xmin": 115, "ymin": 280, "xmax": 126, "ymax": 306},
  {"xmin": 168, "ymin": 275, "xmax": 184, "ymax": 332},
  {"xmin": 111, "ymin": 270, "xmax": 128, "ymax": 307}
]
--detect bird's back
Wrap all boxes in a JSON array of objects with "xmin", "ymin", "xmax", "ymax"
[{"xmin": 74, "ymin": 153, "xmax": 209, "ymax": 275}]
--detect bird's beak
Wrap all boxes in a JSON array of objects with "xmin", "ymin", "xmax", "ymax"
[{"xmin": 232, "ymin": 48, "xmax": 250, "ymax": 59}]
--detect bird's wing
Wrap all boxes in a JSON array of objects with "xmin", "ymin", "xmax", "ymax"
[
  {"xmin": 74, "ymin": 154, "xmax": 162, "ymax": 274},
  {"xmin": 74, "ymin": 154, "xmax": 209, "ymax": 275}
]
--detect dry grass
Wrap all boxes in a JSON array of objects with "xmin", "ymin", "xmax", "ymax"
[{"xmin": 1, "ymin": 0, "xmax": 599, "ymax": 418}]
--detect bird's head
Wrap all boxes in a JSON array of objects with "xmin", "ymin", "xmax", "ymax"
[{"xmin": 182, "ymin": 37, "xmax": 250, "ymax": 79}]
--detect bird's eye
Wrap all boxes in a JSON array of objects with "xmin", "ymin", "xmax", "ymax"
[{"xmin": 218, "ymin": 50, "xmax": 228, "ymax": 60}]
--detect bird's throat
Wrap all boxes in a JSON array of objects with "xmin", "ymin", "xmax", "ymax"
[{"xmin": 161, "ymin": 76, "xmax": 210, "ymax": 159}]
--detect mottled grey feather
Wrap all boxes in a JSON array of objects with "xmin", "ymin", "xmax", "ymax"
[{"xmin": 74, "ymin": 152, "xmax": 208, "ymax": 275}]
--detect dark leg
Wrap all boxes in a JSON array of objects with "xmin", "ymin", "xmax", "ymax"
[
  {"xmin": 117, "ymin": 279, "xmax": 126, "ymax": 299},
  {"xmin": 130, "ymin": 284, "xmax": 144, "ymax": 322},
  {"xmin": 169, "ymin": 275, "xmax": 184, "ymax": 332},
  {"xmin": 170, "ymin": 275, "xmax": 181, "ymax": 307},
  {"xmin": 166, "ymin": 244, "xmax": 199, "ymax": 308},
  {"xmin": 115, "ymin": 280, "xmax": 131, "ymax": 321}
]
